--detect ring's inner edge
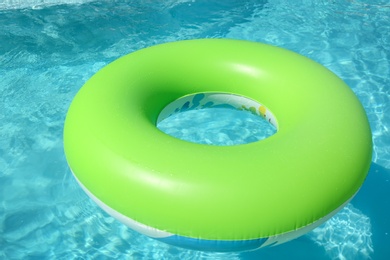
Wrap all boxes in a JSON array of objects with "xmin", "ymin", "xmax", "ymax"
[{"xmin": 157, "ymin": 92, "xmax": 278, "ymax": 130}]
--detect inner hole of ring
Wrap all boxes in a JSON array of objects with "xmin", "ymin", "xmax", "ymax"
[{"xmin": 156, "ymin": 93, "xmax": 278, "ymax": 146}]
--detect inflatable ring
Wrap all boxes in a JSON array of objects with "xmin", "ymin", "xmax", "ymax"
[{"xmin": 64, "ymin": 39, "xmax": 372, "ymax": 251}]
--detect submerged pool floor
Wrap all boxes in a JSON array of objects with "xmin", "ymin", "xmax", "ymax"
[{"xmin": 1, "ymin": 0, "xmax": 390, "ymax": 259}]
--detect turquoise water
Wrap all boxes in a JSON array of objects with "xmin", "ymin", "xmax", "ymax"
[{"xmin": 1, "ymin": 0, "xmax": 389, "ymax": 259}]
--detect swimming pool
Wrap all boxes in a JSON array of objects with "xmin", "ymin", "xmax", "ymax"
[{"xmin": 1, "ymin": 0, "xmax": 389, "ymax": 259}]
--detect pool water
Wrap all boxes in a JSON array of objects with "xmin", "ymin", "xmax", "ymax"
[{"xmin": 1, "ymin": 0, "xmax": 389, "ymax": 259}]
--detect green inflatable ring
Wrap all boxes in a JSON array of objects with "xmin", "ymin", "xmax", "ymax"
[{"xmin": 64, "ymin": 39, "xmax": 372, "ymax": 251}]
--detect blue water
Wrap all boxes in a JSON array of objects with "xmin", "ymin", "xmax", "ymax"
[{"xmin": 1, "ymin": 0, "xmax": 389, "ymax": 259}]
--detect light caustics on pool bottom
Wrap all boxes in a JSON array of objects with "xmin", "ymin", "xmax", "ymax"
[
  {"xmin": 0, "ymin": 0, "xmax": 95, "ymax": 9},
  {"xmin": 1, "ymin": 0, "xmax": 388, "ymax": 259}
]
